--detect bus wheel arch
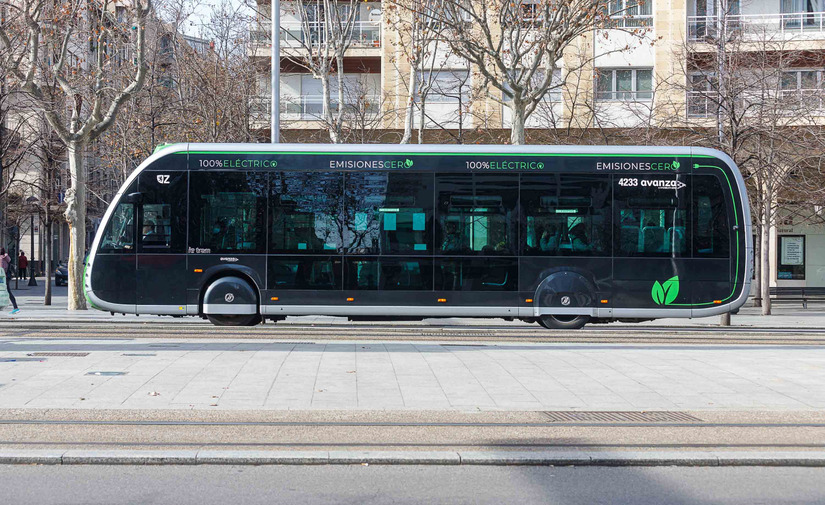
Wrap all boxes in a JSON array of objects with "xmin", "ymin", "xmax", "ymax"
[
  {"xmin": 200, "ymin": 272, "xmax": 262, "ymax": 326},
  {"xmin": 533, "ymin": 268, "xmax": 597, "ymax": 330}
]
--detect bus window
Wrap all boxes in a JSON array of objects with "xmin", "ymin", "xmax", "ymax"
[
  {"xmin": 521, "ymin": 174, "xmax": 611, "ymax": 256},
  {"xmin": 345, "ymin": 258, "xmax": 433, "ymax": 290},
  {"xmin": 269, "ymin": 257, "xmax": 342, "ymax": 289},
  {"xmin": 436, "ymin": 174, "xmax": 517, "ymax": 255},
  {"xmin": 189, "ymin": 171, "xmax": 267, "ymax": 254},
  {"xmin": 141, "ymin": 204, "xmax": 172, "ymax": 248},
  {"xmin": 615, "ymin": 177, "xmax": 689, "ymax": 257},
  {"xmin": 344, "ymin": 172, "xmax": 433, "ymax": 254},
  {"xmin": 693, "ymin": 175, "xmax": 730, "ymax": 257},
  {"xmin": 138, "ymin": 171, "xmax": 187, "ymax": 253},
  {"xmin": 99, "ymin": 203, "xmax": 135, "ymax": 253},
  {"xmin": 270, "ymin": 172, "xmax": 343, "ymax": 253},
  {"xmin": 435, "ymin": 258, "xmax": 517, "ymax": 291}
]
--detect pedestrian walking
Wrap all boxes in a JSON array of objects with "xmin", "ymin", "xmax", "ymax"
[
  {"xmin": 18, "ymin": 251, "xmax": 28, "ymax": 280},
  {"xmin": 0, "ymin": 249, "xmax": 19, "ymax": 314}
]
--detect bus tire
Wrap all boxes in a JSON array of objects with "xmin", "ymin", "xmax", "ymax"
[
  {"xmin": 538, "ymin": 314, "xmax": 590, "ymax": 330},
  {"xmin": 207, "ymin": 313, "xmax": 262, "ymax": 327}
]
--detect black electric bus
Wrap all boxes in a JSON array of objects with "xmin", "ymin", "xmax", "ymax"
[{"xmin": 85, "ymin": 144, "xmax": 752, "ymax": 329}]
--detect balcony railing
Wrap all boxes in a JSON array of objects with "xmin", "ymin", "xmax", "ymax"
[
  {"xmin": 250, "ymin": 21, "xmax": 381, "ymax": 49},
  {"xmin": 686, "ymin": 90, "xmax": 825, "ymax": 118},
  {"xmin": 595, "ymin": 90, "xmax": 653, "ymax": 101},
  {"xmin": 251, "ymin": 95, "xmax": 381, "ymax": 121},
  {"xmin": 688, "ymin": 12, "xmax": 825, "ymax": 41}
]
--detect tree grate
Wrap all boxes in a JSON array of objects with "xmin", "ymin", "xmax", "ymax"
[
  {"xmin": 28, "ymin": 352, "xmax": 90, "ymax": 357},
  {"xmin": 542, "ymin": 411, "xmax": 703, "ymax": 423}
]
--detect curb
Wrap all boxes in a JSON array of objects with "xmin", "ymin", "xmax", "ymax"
[{"xmin": 2, "ymin": 450, "xmax": 825, "ymax": 466}]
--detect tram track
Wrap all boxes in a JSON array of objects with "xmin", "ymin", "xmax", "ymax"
[
  {"xmin": 2, "ymin": 416, "xmax": 825, "ymax": 453},
  {"xmin": 2, "ymin": 325, "xmax": 825, "ymax": 345}
]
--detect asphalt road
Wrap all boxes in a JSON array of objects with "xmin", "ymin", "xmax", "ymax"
[{"xmin": 2, "ymin": 465, "xmax": 824, "ymax": 504}]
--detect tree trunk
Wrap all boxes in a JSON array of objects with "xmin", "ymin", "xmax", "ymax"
[
  {"xmin": 760, "ymin": 197, "xmax": 771, "ymax": 316},
  {"xmin": 44, "ymin": 219, "xmax": 52, "ymax": 306},
  {"xmin": 400, "ymin": 67, "xmax": 417, "ymax": 145},
  {"xmin": 417, "ymin": 97, "xmax": 426, "ymax": 144},
  {"xmin": 321, "ymin": 76, "xmax": 339, "ymax": 144},
  {"xmin": 64, "ymin": 141, "xmax": 87, "ymax": 310},
  {"xmin": 509, "ymin": 102, "xmax": 526, "ymax": 145},
  {"xmin": 752, "ymin": 222, "xmax": 761, "ymax": 307}
]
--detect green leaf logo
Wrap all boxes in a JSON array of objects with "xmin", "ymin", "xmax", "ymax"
[
  {"xmin": 651, "ymin": 276, "xmax": 680, "ymax": 305},
  {"xmin": 672, "ymin": 161, "xmax": 680, "ymax": 170},
  {"xmin": 404, "ymin": 159, "xmax": 414, "ymax": 168},
  {"xmin": 652, "ymin": 281, "xmax": 665, "ymax": 305}
]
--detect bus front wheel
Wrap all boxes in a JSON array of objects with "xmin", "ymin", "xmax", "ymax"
[
  {"xmin": 207, "ymin": 314, "xmax": 262, "ymax": 327},
  {"xmin": 538, "ymin": 314, "xmax": 590, "ymax": 330}
]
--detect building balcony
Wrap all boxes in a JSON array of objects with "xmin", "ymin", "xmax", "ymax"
[
  {"xmin": 250, "ymin": 94, "xmax": 381, "ymax": 124},
  {"xmin": 688, "ymin": 12, "xmax": 825, "ymax": 41},
  {"xmin": 686, "ymin": 90, "xmax": 825, "ymax": 118},
  {"xmin": 250, "ymin": 20, "xmax": 381, "ymax": 58}
]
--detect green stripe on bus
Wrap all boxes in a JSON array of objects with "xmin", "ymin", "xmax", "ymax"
[{"xmin": 189, "ymin": 151, "xmax": 715, "ymax": 158}]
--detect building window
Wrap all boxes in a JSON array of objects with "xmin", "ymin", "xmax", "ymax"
[
  {"xmin": 419, "ymin": 70, "xmax": 471, "ymax": 103},
  {"xmin": 777, "ymin": 235, "xmax": 805, "ymax": 280},
  {"xmin": 606, "ymin": 0, "xmax": 653, "ymax": 28},
  {"xmin": 595, "ymin": 68, "xmax": 653, "ymax": 101},
  {"xmin": 687, "ymin": 72, "xmax": 719, "ymax": 117},
  {"xmin": 781, "ymin": 70, "xmax": 824, "ymax": 109}
]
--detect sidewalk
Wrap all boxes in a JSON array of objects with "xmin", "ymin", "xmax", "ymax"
[
  {"xmin": 1, "ymin": 337, "xmax": 824, "ymax": 411},
  {"xmin": 5, "ymin": 276, "xmax": 825, "ymax": 328}
]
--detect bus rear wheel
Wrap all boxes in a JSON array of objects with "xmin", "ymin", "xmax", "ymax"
[
  {"xmin": 207, "ymin": 314, "xmax": 262, "ymax": 327},
  {"xmin": 538, "ymin": 314, "xmax": 590, "ymax": 330}
]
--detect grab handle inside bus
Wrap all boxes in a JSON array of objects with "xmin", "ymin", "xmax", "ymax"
[{"xmin": 123, "ymin": 192, "xmax": 144, "ymax": 204}]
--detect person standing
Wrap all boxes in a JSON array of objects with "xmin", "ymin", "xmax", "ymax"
[
  {"xmin": 18, "ymin": 251, "xmax": 28, "ymax": 280},
  {"xmin": 0, "ymin": 249, "xmax": 19, "ymax": 314}
]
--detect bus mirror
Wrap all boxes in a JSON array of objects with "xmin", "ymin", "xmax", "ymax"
[{"xmin": 123, "ymin": 192, "xmax": 144, "ymax": 204}]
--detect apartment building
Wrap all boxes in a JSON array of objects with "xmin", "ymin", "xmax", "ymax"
[{"xmin": 250, "ymin": 0, "xmax": 825, "ymax": 288}]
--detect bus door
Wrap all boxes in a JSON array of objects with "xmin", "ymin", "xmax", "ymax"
[
  {"xmin": 689, "ymin": 169, "xmax": 733, "ymax": 309},
  {"xmin": 91, "ymin": 181, "xmax": 137, "ymax": 310},
  {"xmin": 136, "ymin": 171, "xmax": 188, "ymax": 313},
  {"xmin": 612, "ymin": 173, "xmax": 692, "ymax": 311}
]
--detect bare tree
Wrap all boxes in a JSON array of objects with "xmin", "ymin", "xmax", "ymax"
[
  {"xmin": 0, "ymin": 0, "xmax": 152, "ymax": 309},
  {"xmin": 421, "ymin": 0, "xmax": 636, "ymax": 144},
  {"xmin": 280, "ymin": 0, "xmax": 359, "ymax": 143}
]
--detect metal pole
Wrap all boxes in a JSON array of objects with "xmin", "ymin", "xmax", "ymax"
[{"xmin": 271, "ymin": 0, "xmax": 280, "ymax": 143}]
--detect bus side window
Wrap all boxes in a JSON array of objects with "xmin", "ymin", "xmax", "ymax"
[
  {"xmin": 141, "ymin": 204, "xmax": 172, "ymax": 248},
  {"xmin": 344, "ymin": 172, "xmax": 433, "ymax": 255},
  {"xmin": 100, "ymin": 203, "xmax": 135, "ymax": 253},
  {"xmin": 270, "ymin": 172, "xmax": 343, "ymax": 253},
  {"xmin": 190, "ymin": 171, "xmax": 267, "ymax": 254},
  {"xmin": 436, "ymin": 174, "xmax": 517, "ymax": 255},
  {"xmin": 521, "ymin": 174, "xmax": 611, "ymax": 256},
  {"xmin": 693, "ymin": 175, "xmax": 730, "ymax": 257}
]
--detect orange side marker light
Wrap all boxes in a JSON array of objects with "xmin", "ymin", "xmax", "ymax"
[{"xmin": 193, "ymin": 268, "xmax": 203, "ymax": 273}]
